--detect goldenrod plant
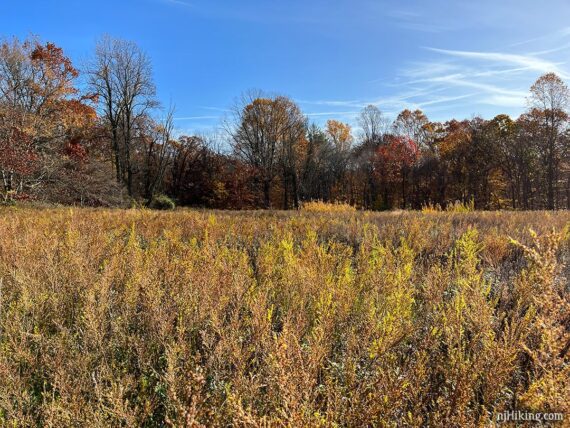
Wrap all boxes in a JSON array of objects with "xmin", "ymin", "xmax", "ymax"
[
  {"xmin": 0, "ymin": 208, "xmax": 568, "ymax": 426},
  {"xmin": 300, "ymin": 201, "xmax": 357, "ymax": 213}
]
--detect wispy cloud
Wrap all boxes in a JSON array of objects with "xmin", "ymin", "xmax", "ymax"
[
  {"xmin": 386, "ymin": 9, "xmax": 451, "ymax": 33},
  {"xmin": 174, "ymin": 115, "xmax": 219, "ymax": 121},
  {"xmin": 407, "ymin": 73, "xmax": 527, "ymax": 98},
  {"xmin": 426, "ymin": 47, "xmax": 569, "ymax": 79},
  {"xmin": 482, "ymin": 94, "xmax": 528, "ymax": 107},
  {"xmin": 417, "ymin": 93, "xmax": 477, "ymax": 107},
  {"xmin": 296, "ymin": 99, "xmax": 362, "ymax": 108},
  {"xmin": 386, "ymin": 35, "xmax": 570, "ymax": 118},
  {"xmin": 299, "ymin": 85, "xmax": 450, "ymax": 109},
  {"xmin": 508, "ymin": 26, "xmax": 570, "ymax": 48},
  {"xmin": 161, "ymin": 0, "xmax": 193, "ymax": 7},
  {"xmin": 305, "ymin": 111, "xmax": 360, "ymax": 118},
  {"xmin": 162, "ymin": 17, "xmax": 570, "ymax": 129},
  {"xmin": 210, "ymin": 30, "xmax": 570, "ymax": 127},
  {"xmin": 198, "ymin": 106, "xmax": 230, "ymax": 113},
  {"xmin": 303, "ymin": 29, "xmax": 570, "ymax": 125}
]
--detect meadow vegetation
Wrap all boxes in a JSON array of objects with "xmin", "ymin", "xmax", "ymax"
[{"xmin": 0, "ymin": 207, "xmax": 568, "ymax": 426}]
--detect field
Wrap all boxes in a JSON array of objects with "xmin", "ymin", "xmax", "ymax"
[{"xmin": 0, "ymin": 207, "xmax": 569, "ymax": 426}]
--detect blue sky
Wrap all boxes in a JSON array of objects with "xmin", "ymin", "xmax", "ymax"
[{"xmin": 4, "ymin": 0, "xmax": 570, "ymax": 134}]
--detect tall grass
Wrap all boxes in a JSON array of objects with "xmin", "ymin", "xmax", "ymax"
[
  {"xmin": 300, "ymin": 201, "xmax": 357, "ymax": 213},
  {"xmin": 0, "ymin": 208, "xmax": 568, "ymax": 426}
]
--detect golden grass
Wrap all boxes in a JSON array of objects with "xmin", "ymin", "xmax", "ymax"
[
  {"xmin": 421, "ymin": 199, "xmax": 476, "ymax": 213},
  {"xmin": 300, "ymin": 200, "xmax": 357, "ymax": 213},
  {"xmin": 0, "ymin": 207, "xmax": 568, "ymax": 426}
]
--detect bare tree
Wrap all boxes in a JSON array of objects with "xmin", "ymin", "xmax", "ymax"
[
  {"xmin": 143, "ymin": 106, "xmax": 175, "ymax": 205},
  {"xmin": 88, "ymin": 35, "xmax": 158, "ymax": 196},
  {"xmin": 353, "ymin": 105, "xmax": 389, "ymax": 208},
  {"xmin": 528, "ymin": 73, "xmax": 569, "ymax": 209},
  {"xmin": 357, "ymin": 105, "xmax": 388, "ymax": 145}
]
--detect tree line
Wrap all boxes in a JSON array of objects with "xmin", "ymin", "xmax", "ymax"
[{"xmin": 1, "ymin": 35, "xmax": 569, "ymax": 210}]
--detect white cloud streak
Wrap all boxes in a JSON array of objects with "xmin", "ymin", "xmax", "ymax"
[
  {"xmin": 170, "ymin": 25, "xmax": 570, "ymax": 129},
  {"xmin": 161, "ymin": 0, "xmax": 193, "ymax": 7},
  {"xmin": 174, "ymin": 115, "xmax": 219, "ymax": 121},
  {"xmin": 426, "ymin": 47, "xmax": 569, "ymax": 79}
]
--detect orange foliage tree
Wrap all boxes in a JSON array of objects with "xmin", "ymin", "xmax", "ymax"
[
  {"xmin": 374, "ymin": 135, "xmax": 419, "ymax": 208},
  {"xmin": 0, "ymin": 37, "xmax": 97, "ymax": 201}
]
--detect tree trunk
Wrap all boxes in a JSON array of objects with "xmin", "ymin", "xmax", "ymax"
[
  {"xmin": 547, "ymin": 159, "xmax": 555, "ymax": 209},
  {"xmin": 401, "ymin": 169, "xmax": 407, "ymax": 209},
  {"xmin": 111, "ymin": 126, "xmax": 121, "ymax": 183},
  {"xmin": 263, "ymin": 179, "xmax": 271, "ymax": 209},
  {"xmin": 291, "ymin": 169, "xmax": 299, "ymax": 209},
  {"xmin": 282, "ymin": 173, "xmax": 289, "ymax": 209},
  {"xmin": 566, "ymin": 176, "xmax": 570, "ymax": 210}
]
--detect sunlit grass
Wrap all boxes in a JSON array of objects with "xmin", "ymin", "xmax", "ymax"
[
  {"xmin": 0, "ymin": 207, "xmax": 568, "ymax": 426},
  {"xmin": 300, "ymin": 200, "xmax": 357, "ymax": 213}
]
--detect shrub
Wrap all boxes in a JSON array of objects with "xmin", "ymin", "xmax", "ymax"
[{"xmin": 150, "ymin": 194, "xmax": 176, "ymax": 210}]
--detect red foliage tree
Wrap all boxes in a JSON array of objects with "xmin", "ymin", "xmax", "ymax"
[{"xmin": 0, "ymin": 37, "xmax": 99, "ymax": 202}]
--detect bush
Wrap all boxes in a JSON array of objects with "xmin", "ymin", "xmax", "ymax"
[{"xmin": 150, "ymin": 194, "xmax": 176, "ymax": 210}]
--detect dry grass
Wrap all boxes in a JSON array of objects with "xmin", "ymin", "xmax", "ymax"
[
  {"xmin": 0, "ymin": 207, "xmax": 568, "ymax": 426},
  {"xmin": 300, "ymin": 201, "xmax": 357, "ymax": 213}
]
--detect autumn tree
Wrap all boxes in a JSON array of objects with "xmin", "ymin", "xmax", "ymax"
[
  {"xmin": 465, "ymin": 117, "xmax": 503, "ymax": 208},
  {"xmin": 514, "ymin": 112, "xmax": 547, "ymax": 209},
  {"xmin": 393, "ymin": 109, "xmax": 432, "ymax": 149},
  {"xmin": 326, "ymin": 119, "xmax": 353, "ymax": 152},
  {"xmin": 392, "ymin": 109, "xmax": 439, "ymax": 207},
  {"xmin": 0, "ymin": 37, "xmax": 96, "ymax": 201},
  {"xmin": 166, "ymin": 134, "xmax": 256, "ymax": 208},
  {"xmin": 168, "ymin": 135, "xmax": 207, "ymax": 203},
  {"xmin": 229, "ymin": 91, "xmax": 306, "ymax": 208},
  {"xmin": 373, "ymin": 135, "xmax": 419, "ymax": 208},
  {"xmin": 484, "ymin": 115, "xmax": 525, "ymax": 208},
  {"xmin": 434, "ymin": 120, "xmax": 473, "ymax": 205},
  {"xmin": 528, "ymin": 73, "xmax": 569, "ymax": 209},
  {"xmin": 325, "ymin": 119, "xmax": 353, "ymax": 199},
  {"xmin": 299, "ymin": 124, "xmax": 334, "ymax": 201},
  {"xmin": 0, "ymin": 38, "xmax": 79, "ymax": 131},
  {"xmin": 0, "ymin": 125, "xmax": 37, "ymax": 201},
  {"xmin": 279, "ymin": 99, "xmax": 306, "ymax": 209}
]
